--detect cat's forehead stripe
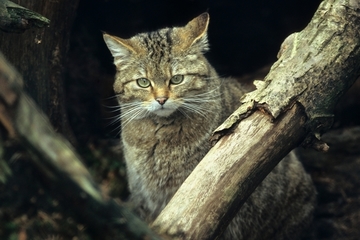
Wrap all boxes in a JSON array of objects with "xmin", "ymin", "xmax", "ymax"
[{"xmin": 142, "ymin": 29, "xmax": 172, "ymax": 64}]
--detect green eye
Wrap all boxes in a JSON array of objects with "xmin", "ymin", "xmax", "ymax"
[
  {"xmin": 170, "ymin": 75, "xmax": 184, "ymax": 85},
  {"xmin": 136, "ymin": 78, "xmax": 151, "ymax": 88}
]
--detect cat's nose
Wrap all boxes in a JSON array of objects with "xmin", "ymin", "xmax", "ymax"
[{"xmin": 156, "ymin": 97, "xmax": 168, "ymax": 105}]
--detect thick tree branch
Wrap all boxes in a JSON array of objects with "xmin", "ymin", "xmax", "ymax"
[{"xmin": 152, "ymin": 0, "xmax": 360, "ymax": 239}]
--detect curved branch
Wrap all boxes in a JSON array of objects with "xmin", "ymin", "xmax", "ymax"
[{"xmin": 152, "ymin": 0, "xmax": 360, "ymax": 239}]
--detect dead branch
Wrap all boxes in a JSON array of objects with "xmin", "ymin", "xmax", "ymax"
[{"xmin": 152, "ymin": 0, "xmax": 360, "ymax": 239}]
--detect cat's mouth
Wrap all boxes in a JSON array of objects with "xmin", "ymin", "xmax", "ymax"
[{"xmin": 149, "ymin": 100, "xmax": 178, "ymax": 117}]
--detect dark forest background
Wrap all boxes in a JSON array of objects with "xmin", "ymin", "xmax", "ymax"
[{"xmin": 2, "ymin": 0, "xmax": 360, "ymax": 239}]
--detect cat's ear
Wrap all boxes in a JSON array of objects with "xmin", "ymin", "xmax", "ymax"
[
  {"xmin": 178, "ymin": 13, "xmax": 210, "ymax": 52},
  {"xmin": 103, "ymin": 33, "xmax": 136, "ymax": 59}
]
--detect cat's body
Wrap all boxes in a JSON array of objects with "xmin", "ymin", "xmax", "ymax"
[{"xmin": 104, "ymin": 13, "xmax": 316, "ymax": 240}]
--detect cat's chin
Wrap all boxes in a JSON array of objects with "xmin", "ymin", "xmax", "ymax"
[{"xmin": 152, "ymin": 108, "xmax": 176, "ymax": 117}]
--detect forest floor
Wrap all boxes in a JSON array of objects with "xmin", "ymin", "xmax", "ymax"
[{"xmin": 300, "ymin": 126, "xmax": 360, "ymax": 240}]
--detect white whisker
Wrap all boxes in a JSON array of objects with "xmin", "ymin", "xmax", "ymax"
[
  {"xmin": 121, "ymin": 108, "xmax": 147, "ymax": 129},
  {"xmin": 105, "ymin": 115, "xmax": 121, "ymax": 126},
  {"xmin": 181, "ymin": 103, "xmax": 208, "ymax": 118},
  {"xmin": 103, "ymin": 95, "xmax": 119, "ymax": 100},
  {"xmin": 118, "ymin": 101, "xmax": 149, "ymax": 129},
  {"xmin": 120, "ymin": 107, "xmax": 143, "ymax": 119},
  {"xmin": 104, "ymin": 100, "xmax": 149, "ymax": 134},
  {"xmin": 104, "ymin": 114, "xmax": 122, "ymax": 135},
  {"xmin": 104, "ymin": 108, "xmax": 121, "ymax": 113},
  {"xmin": 108, "ymin": 122, "xmax": 122, "ymax": 135},
  {"xmin": 103, "ymin": 104, "xmax": 121, "ymax": 109},
  {"xmin": 176, "ymin": 85, "xmax": 222, "ymax": 118},
  {"xmin": 178, "ymin": 108, "xmax": 191, "ymax": 119}
]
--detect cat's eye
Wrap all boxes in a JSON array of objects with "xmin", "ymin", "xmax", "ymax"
[
  {"xmin": 136, "ymin": 78, "xmax": 151, "ymax": 88},
  {"xmin": 170, "ymin": 75, "xmax": 184, "ymax": 85}
]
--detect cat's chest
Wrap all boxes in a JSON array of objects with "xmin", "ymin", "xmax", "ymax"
[
  {"xmin": 122, "ymin": 117, "xmax": 215, "ymax": 216},
  {"xmin": 122, "ymin": 118, "xmax": 211, "ymax": 172}
]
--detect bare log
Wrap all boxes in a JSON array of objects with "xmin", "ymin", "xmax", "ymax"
[{"xmin": 152, "ymin": 0, "xmax": 360, "ymax": 239}]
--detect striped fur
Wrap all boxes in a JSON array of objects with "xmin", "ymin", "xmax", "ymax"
[{"xmin": 103, "ymin": 13, "xmax": 316, "ymax": 240}]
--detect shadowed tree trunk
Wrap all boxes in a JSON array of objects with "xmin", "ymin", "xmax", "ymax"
[{"xmin": 0, "ymin": 0, "xmax": 79, "ymax": 138}]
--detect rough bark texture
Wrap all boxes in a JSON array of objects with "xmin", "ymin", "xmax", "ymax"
[
  {"xmin": 0, "ymin": 0, "xmax": 78, "ymax": 136},
  {"xmin": 152, "ymin": 0, "xmax": 360, "ymax": 239}
]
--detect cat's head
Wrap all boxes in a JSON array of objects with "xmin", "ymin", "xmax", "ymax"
[{"xmin": 103, "ymin": 13, "xmax": 219, "ymax": 120}]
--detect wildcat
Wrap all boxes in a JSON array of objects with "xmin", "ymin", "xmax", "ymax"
[{"xmin": 103, "ymin": 13, "xmax": 316, "ymax": 240}]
